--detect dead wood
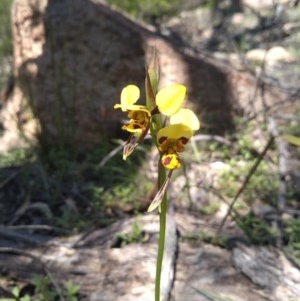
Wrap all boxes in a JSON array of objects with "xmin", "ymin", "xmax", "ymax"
[
  {"xmin": 2, "ymin": 213, "xmax": 299, "ymax": 301},
  {"xmin": 0, "ymin": 214, "xmax": 177, "ymax": 301},
  {"xmin": 233, "ymin": 243, "xmax": 300, "ymax": 301}
]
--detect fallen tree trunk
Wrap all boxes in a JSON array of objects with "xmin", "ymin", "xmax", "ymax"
[
  {"xmin": 1, "ymin": 214, "xmax": 300, "ymax": 301},
  {"xmin": 233, "ymin": 243, "xmax": 300, "ymax": 301}
]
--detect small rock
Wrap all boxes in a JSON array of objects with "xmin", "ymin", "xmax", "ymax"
[
  {"xmin": 231, "ymin": 13, "xmax": 245, "ymax": 25},
  {"xmin": 283, "ymin": 22, "xmax": 300, "ymax": 34},
  {"xmin": 246, "ymin": 46, "xmax": 294, "ymax": 65},
  {"xmin": 209, "ymin": 161, "xmax": 231, "ymax": 171},
  {"xmin": 243, "ymin": 0, "xmax": 289, "ymax": 10}
]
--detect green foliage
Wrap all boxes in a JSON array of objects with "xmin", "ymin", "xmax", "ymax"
[
  {"xmin": 116, "ymin": 217, "xmax": 145, "ymax": 247},
  {"xmin": 0, "ymin": 148, "xmax": 32, "ymax": 168},
  {"xmin": 201, "ymin": 0, "xmax": 215, "ymax": 10},
  {"xmin": 238, "ymin": 213, "xmax": 279, "ymax": 244},
  {"xmin": 106, "ymin": 0, "xmax": 181, "ymax": 21},
  {"xmin": 181, "ymin": 230, "xmax": 226, "ymax": 248},
  {"xmin": 0, "ymin": 286, "xmax": 31, "ymax": 301},
  {"xmin": 0, "ymin": 136, "xmax": 151, "ymax": 232},
  {"xmin": 32, "ymin": 275, "xmax": 79, "ymax": 301},
  {"xmin": 218, "ymin": 158, "xmax": 279, "ymax": 205},
  {"xmin": 0, "ymin": 0, "xmax": 12, "ymax": 90},
  {"xmin": 86, "ymin": 145, "xmax": 153, "ymax": 214},
  {"xmin": 284, "ymin": 219, "xmax": 300, "ymax": 265},
  {"xmin": 0, "ymin": 0, "xmax": 12, "ymax": 57},
  {"xmin": 32, "ymin": 275, "xmax": 57, "ymax": 301},
  {"xmin": 63, "ymin": 280, "xmax": 80, "ymax": 301},
  {"xmin": 0, "ymin": 276, "xmax": 80, "ymax": 301},
  {"xmin": 200, "ymin": 201, "xmax": 220, "ymax": 215},
  {"xmin": 55, "ymin": 207, "xmax": 81, "ymax": 230},
  {"xmin": 200, "ymin": 231, "xmax": 226, "ymax": 248},
  {"xmin": 285, "ymin": 218, "xmax": 300, "ymax": 247}
]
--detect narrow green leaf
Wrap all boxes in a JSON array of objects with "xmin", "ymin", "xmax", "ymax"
[{"xmin": 281, "ymin": 135, "xmax": 300, "ymax": 146}]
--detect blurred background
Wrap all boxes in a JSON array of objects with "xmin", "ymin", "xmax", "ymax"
[{"xmin": 1, "ymin": 0, "xmax": 300, "ymax": 300}]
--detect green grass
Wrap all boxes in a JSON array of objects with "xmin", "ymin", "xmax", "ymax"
[
  {"xmin": 115, "ymin": 216, "xmax": 145, "ymax": 247},
  {"xmin": 0, "ymin": 148, "xmax": 33, "ymax": 168},
  {"xmin": 0, "ymin": 0, "xmax": 12, "ymax": 57},
  {"xmin": 106, "ymin": 0, "xmax": 181, "ymax": 22},
  {"xmin": 1, "ymin": 276, "xmax": 80, "ymax": 301},
  {"xmin": 0, "ymin": 0, "xmax": 13, "ymax": 89},
  {"xmin": 0, "ymin": 137, "xmax": 153, "ymax": 232}
]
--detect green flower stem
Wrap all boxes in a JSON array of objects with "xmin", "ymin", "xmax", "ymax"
[{"xmin": 155, "ymin": 161, "xmax": 167, "ymax": 301}]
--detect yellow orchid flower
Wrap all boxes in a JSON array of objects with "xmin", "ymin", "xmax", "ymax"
[
  {"xmin": 114, "ymin": 85, "xmax": 140, "ymax": 110},
  {"xmin": 114, "ymin": 84, "xmax": 190, "ymax": 135},
  {"xmin": 148, "ymin": 121, "xmax": 197, "ymax": 212},
  {"xmin": 114, "ymin": 83, "xmax": 197, "ymax": 161},
  {"xmin": 114, "ymin": 85, "xmax": 151, "ymax": 159},
  {"xmin": 113, "ymin": 53, "xmax": 203, "ymax": 299},
  {"xmin": 170, "ymin": 108, "xmax": 200, "ymax": 131},
  {"xmin": 157, "ymin": 124, "xmax": 193, "ymax": 169},
  {"xmin": 155, "ymin": 84, "xmax": 186, "ymax": 116},
  {"xmin": 114, "ymin": 85, "xmax": 151, "ymax": 134}
]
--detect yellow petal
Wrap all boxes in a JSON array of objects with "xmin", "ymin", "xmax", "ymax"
[
  {"xmin": 161, "ymin": 153, "xmax": 181, "ymax": 169},
  {"xmin": 121, "ymin": 85, "xmax": 140, "ymax": 107},
  {"xmin": 122, "ymin": 123, "xmax": 143, "ymax": 133},
  {"xmin": 170, "ymin": 108, "xmax": 200, "ymax": 131},
  {"xmin": 157, "ymin": 124, "xmax": 193, "ymax": 144},
  {"xmin": 156, "ymin": 84, "xmax": 186, "ymax": 116},
  {"xmin": 114, "ymin": 104, "xmax": 150, "ymax": 114}
]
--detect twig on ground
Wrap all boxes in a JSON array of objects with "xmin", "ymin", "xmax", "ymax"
[
  {"xmin": 0, "ymin": 171, "xmax": 19, "ymax": 190},
  {"xmin": 190, "ymin": 285, "xmax": 235, "ymax": 301},
  {"xmin": 191, "ymin": 134, "xmax": 231, "ymax": 145},
  {"xmin": 4, "ymin": 225, "xmax": 71, "ymax": 234},
  {"xmin": 207, "ymin": 184, "xmax": 242, "ymax": 220},
  {"xmin": 0, "ymin": 227, "xmax": 48, "ymax": 246}
]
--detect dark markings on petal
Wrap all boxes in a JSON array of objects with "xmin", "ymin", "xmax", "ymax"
[
  {"xmin": 163, "ymin": 156, "xmax": 172, "ymax": 166},
  {"xmin": 133, "ymin": 123, "xmax": 141, "ymax": 129},
  {"xmin": 179, "ymin": 137, "xmax": 189, "ymax": 144},
  {"xmin": 158, "ymin": 136, "xmax": 168, "ymax": 145}
]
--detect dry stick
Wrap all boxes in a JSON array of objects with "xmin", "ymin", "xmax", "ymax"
[
  {"xmin": 268, "ymin": 117, "xmax": 290, "ymax": 247},
  {"xmin": 5, "ymin": 225, "xmax": 71, "ymax": 234},
  {"xmin": 96, "ymin": 142, "xmax": 123, "ymax": 168},
  {"xmin": 192, "ymin": 134, "xmax": 231, "ymax": 145},
  {"xmin": 0, "ymin": 171, "xmax": 19, "ymax": 190},
  {"xmin": 207, "ymin": 184, "xmax": 242, "ymax": 220},
  {"xmin": 0, "ymin": 247, "xmax": 66, "ymax": 301},
  {"xmin": 219, "ymin": 135, "xmax": 275, "ymax": 231},
  {"xmin": 0, "ymin": 227, "xmax": 46, "ymax": 246}
]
